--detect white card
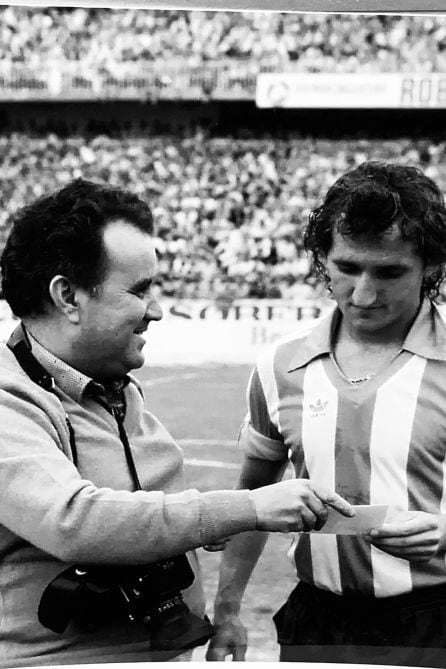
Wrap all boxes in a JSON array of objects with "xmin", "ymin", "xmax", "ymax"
[{"xmin": 316, "ymin": 504, "xmax": 390, "ymax": 535}]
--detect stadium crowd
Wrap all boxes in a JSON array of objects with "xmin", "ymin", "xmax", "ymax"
[
  {"xmin": 0, "ymin": 8, "xmax": 445, "ymax": 300},
  {"xmin": 0, "ymin": 7, "xmax": 446, "ymax": 73},
  {"xmin": 0, "ymin": 129, "xmax": 445, "ymax": 301}
]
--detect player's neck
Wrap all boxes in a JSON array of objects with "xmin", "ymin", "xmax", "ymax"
[
  {"xmin": 338, "ymin": 309, "xmax": 419, "ymax": 350},
  {"xmin": 339, "ymin": 323, "xmax": 404, "ymax": 350}
]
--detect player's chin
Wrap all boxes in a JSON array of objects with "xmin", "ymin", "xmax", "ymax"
[{"xmin": 353, "ymin": 315, "xmax": 390, "ymax": 333}]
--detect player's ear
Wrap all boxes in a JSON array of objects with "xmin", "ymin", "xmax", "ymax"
[
  {"xmin": 318, "ymin": 253, "xmax": 331, "ymax": 290},
  {"xmin": 319, "ymin": 253, "xmax": 328, "ymax": 270},
  {"xmin": 48, "ymin": 275, "xmax": 81, "ymax": 324},
  {"xmin": 422, "ymin": 264, "xmax": 442, "ymax": 296}
]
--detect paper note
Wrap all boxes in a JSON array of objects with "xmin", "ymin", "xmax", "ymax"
[{"xmin": 316, "ymin": 504, "xmax": 390, "ymax": 535}]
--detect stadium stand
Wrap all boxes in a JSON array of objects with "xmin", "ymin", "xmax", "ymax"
[
  {"xmin": 0, "ymin": 131, "xmax": 445, "ymax": 300},
  {"xmin": 1, "ymin": 8, "xmax": 446, "ymax": 71},
  {"xmin": 0, "ymin": 8, "xmax": 445, "ymax": 301},
  {"xmin": 0, "ymin": 10, "xmax": 446, "ymax": 102}
]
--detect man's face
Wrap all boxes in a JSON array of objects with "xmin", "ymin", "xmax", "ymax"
[
  {"xmin": 74, "ymin": 219, "xmax": 162, "ymax": 380},
  {"xmin": 324, "ymin": 226, "xmax": 428, "ymax": 337}
]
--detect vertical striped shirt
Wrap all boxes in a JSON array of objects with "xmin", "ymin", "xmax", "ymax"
[{"xmin": 240, "ymin": 299, "xmax": 446, "ymax": 597}]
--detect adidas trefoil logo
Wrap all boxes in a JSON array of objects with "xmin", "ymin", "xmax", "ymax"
[{"xmin": 309, "ymin": 398, "xmax": 328, "ymax": 417}]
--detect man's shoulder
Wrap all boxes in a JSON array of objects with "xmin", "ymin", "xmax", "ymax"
[
  {"xmin": 0, "ymin": 342, "xmax": 60, "ymax": 406},
  {"xmin": 0, "ymin": 342, "xmax": 26, "ymax": 379}
]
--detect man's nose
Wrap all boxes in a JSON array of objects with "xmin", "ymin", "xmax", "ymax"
[
  {"xmin": 351, "ymin": 273, "xmax": 377, "ymax": 307},
  {"xmin": 146, "ymin": 298, "xmax": 163, "ymax": 322}
]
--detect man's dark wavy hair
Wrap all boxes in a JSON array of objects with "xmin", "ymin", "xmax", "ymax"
[
  {"xmin": 304, "ymin": 161, "xmax": 446, "ymax": 300},
  {"xmin": 1, "ymin": 178, "xmax": 153, "ymax": 317}
]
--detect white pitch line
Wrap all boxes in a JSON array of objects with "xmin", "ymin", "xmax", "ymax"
[
  {"xmin": 141, "ymin": 373, "xmax": 201, "ymax": 387},
  {"xmin": 184, "ymin": 458, "xmax": 240, "ymax": 470},
  {"xmin": 178, "ymin": 439, "xmax": 236, "ymax": 447}
]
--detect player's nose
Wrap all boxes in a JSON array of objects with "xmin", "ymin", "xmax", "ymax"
[{"xmin": 351, "ymin": 273, "xmax": 377, "ymax": 307}]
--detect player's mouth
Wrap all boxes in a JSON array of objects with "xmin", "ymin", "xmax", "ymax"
[{"xmin": 350, "ymin": 304, "xmax": 383, "ymax": 312}]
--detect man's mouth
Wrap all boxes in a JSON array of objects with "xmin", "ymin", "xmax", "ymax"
[{"xmin": 134, "ymin": 326, "xmax": 147, "ymax": 335}]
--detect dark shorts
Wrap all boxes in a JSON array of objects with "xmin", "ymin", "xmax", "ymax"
[{"xmin": 273, "ymin": 580, "xmax": 446, "ymax": 666}]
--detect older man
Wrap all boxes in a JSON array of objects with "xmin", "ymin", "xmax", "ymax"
[
  {"xmin": 208, "ymin": 161, "xmax": 446, "ymax": 668},
  {"xmin": 0, "ymin": 178, "xmax": 352, "ymax": 667}
]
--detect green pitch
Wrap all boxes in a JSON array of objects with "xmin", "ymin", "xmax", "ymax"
[{"xmin": 134, "ymin": 363, "xmax": 295, "ymax": 661}]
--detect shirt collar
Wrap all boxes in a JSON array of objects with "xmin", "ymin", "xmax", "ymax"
[
  {"xmin": 404, "ymin": 299, "xmax": 446, "ymax": 361},
  {"xmin": 27, "ymin": 330, "xmax": 94, "ymax": 403},
  {"xmin": 287, "ymin": 299, "xmax": 446, "ymax": 373},
  {"xmin": 8, "ymin": 323, "xmax": 131, "ymax": 403}
]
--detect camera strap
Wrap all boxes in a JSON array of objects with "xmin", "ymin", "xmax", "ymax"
[
  {"xmin": 7, "ymin": 323, "xmax": 78, "ymax": 465},
  {"xmin": 6, "ymin": 323, "xmax": 140, "ymax": 486}
]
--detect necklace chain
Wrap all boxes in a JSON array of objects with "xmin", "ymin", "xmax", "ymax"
[
  {"xmin": 347, "ymin": 373, "xmax": 374, "ymax": 384},
  {"xmin": 329, "ymin": 349, "xmax": 402, "ymax": 386}
]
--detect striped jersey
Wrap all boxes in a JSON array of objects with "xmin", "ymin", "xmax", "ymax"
[{"xmin": 240, "ymin": 299, "xmax": 446, "ymax": 598}]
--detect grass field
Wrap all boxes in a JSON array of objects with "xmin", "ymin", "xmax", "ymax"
[{"xmin": 133, "ymin": 363, "xmax": 296, "ymax": 662}]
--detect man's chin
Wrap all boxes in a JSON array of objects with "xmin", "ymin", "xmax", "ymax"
[
  {"xmin": 127, "ymin": 353, "xmax": 146, "ymax": 371},
  {"xmin": 106, "ymin": 354, "xmax": 146, "ymax": 379}
]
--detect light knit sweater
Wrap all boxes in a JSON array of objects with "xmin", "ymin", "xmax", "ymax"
[{"xmin": 0, "ymin": 338, "xmax": 257, "ymax": 666}]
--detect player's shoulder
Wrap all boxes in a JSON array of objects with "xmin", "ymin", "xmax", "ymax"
[{"xmin": 255, "ymin": 307, "xmax": 333, "ymax": 377}]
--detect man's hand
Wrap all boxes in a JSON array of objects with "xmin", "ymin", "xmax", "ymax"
[
  {"xmin": 206, "ymin": 613, "xmax": 247, "ymax": 661},
  {"xmin": 367, "ymin": 511, "xmax": 446, "ymax": 562},
  {"xmin": 250, "ymin": 478, "xmax": 355, "ymax": 533}
]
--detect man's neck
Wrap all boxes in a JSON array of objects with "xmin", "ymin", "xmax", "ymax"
[{"xmin": 23, "ymin": 318, "xmax": 75, "ymax": 366}]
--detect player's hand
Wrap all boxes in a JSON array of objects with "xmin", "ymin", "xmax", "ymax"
[
  {"xmin": 366, "ymin": 511, "xmax": 446, "ymax": 562},
  {"xmin": 250, "ymin": 478, "xmax": 355, "ymax": 533},
  {"xmin": 206, "ymin": 614, "xmax": 247, "ymax": 661}
]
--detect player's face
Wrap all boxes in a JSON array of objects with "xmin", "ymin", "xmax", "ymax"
[
  {"xmin": 324, "ymin": 227, "xmax": 428, "ymax": 339},
  {"xmin": 75, "ymin": 219, "xmax": 162, "ymax": 380}
]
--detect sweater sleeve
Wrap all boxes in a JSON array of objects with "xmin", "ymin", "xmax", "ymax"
[{"xmin": 0, "ymin": 385, "xmax": 257, "ymax": 565}]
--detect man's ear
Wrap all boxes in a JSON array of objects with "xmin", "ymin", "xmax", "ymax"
[{"xmin": 48, "ymin": 275, "xmax": 81, "ymax": 324}]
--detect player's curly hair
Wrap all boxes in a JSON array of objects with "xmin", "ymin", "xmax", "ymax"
[
  {"xmin": 304, "ymin": 161, "xmax": 446, "ymax": 300},
  {"xmin": 1, "ymin": 178, "xmax": 153, "ymax": 317}
]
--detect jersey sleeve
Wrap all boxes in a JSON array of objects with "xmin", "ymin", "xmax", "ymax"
[{"xmin": 238, "ymin": 365, "xmax": 288, "ymax": 462}]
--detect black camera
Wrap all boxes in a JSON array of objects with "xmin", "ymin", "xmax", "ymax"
[{"xmin": 38, "ymin": 554, "xmax": 214, "ymax": 651}]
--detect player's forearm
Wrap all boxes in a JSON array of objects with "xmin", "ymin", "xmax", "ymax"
[
  {"xmin": 211, "ymin": 453, "xmax": 285, "ymax": 617},
  {"xmin": 213, "ymin": 529, "xmax": 268, "ymax": 618}
]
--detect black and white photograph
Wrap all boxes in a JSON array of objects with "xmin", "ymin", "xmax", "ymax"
[{"xmin": 0, "ymin": 2, "xmax": 446, "ymax": 668}]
